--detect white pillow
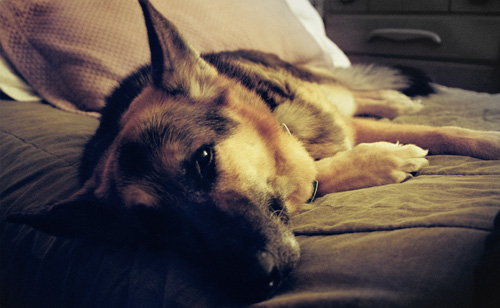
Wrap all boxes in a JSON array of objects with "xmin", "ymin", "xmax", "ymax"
[
  {"xmin": 286, "ymin": 0, "xmax": 350, "ymax": 68},
  {"xmin": 0, "ymin": 55, "xmax": 41, "ymax": 102}
]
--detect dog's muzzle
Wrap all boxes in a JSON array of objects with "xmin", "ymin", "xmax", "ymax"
[{"xmin": 168, "ymin": 194, "xmax": 299, "ymax": 302}]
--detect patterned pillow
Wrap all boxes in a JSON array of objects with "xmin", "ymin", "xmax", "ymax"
[{"xmin": 0, "ymin": 0, "xmax": 349, "ymax": 114}]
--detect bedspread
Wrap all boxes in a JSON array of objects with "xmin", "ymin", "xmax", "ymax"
[{"xmin": 1, "ymin": 85, "xmax": 499, "ymax": 307}]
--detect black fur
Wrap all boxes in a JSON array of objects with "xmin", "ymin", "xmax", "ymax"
[
  {"xmin": 203, "ymin": 52, "xmax": 296, "ymax": 111},
  {"xmin": 79, "ymin": 66, "xmax": 151, "ymax": 183},
  {"xmin": 394, "ymin": 65, "xmax": 436, "ymax": 97}
]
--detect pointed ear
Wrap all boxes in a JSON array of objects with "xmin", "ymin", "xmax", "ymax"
[
  {"xmin": 6, "ymin": 194, "xmax": 113, "ymax": 239},
  {"xmin": 139, "ymin": 0, "xmax": 216, "ymax": 94}
]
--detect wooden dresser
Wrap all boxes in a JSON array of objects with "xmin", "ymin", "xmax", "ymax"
[{"xmin": 312, "ymin": 0, "xmax": 500, "ymax": 93}]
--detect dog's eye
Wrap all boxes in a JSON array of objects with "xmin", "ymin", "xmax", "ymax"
[
  {"xmin": 195, "ymin": 146, "xmax": 212, "ymax": 171},
  {"xmin": 190, "ymin": 145, "xmax": 216, "ymax": 189}
]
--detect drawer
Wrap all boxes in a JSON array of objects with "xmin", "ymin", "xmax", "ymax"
[
  {"xmin": 451, "ymin": 0, "xmax": 500, "ymax": 13},
  {"xmin": 370, "ymin": 0, "xmax": 449, "ymax": 12},
  {"xmin": 327, "ymin": 0, "xmax": 450, "ymax": 13},
  {"xmin": 324, "ymin": 15, "xmax": 500, "ymax": 62}
]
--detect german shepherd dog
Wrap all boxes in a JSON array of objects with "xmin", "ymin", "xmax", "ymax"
[{"xmin": 8, "ymin": 0, "xmax": 500, "ymax": 302}]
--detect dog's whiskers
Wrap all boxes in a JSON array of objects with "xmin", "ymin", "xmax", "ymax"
[
  {"xmin": 281, "ymin": 123, "xmax": 292, "ymax": 136},
  {"xmin": 270, "ymin": 206, "xmax": 288, "ymax": 223}
]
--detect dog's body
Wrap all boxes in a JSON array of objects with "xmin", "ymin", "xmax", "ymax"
[{"xmin": 8, "ymin": 0, "xmax": 500, "ymax": 302}]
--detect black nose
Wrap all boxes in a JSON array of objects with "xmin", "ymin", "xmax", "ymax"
[
  {"xmin": 250, "ymin": 251, "xmax": 282, "ymax": 299},
  {"xmin": 216, "ymin": 250, "xmax": 286, "ymax": 303},
  {"xmin": 215, "ymin": 250, "xmax": 284, "ymax": 303}
]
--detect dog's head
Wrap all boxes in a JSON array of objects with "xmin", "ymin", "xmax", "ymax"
[{"xmin": 8, "ymin": 0, "xmax": 317, "ymax": 301}]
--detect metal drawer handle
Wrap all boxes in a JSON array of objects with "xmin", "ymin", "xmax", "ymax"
[{"xmin": 366, "ymin": 28, "xmax": 442, "ymax": 45}]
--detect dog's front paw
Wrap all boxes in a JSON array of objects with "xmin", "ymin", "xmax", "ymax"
[
  {"xmin": 315, "ymin": 142, "xmax": 429, "ymax": 195},
  {"xmin": 355, "ymin": 142, "xmax": 429, "ymax": 183}
]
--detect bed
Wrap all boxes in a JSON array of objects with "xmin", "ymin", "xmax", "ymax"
[{"xmin": 1, "ymin": 1, "xmax": 499, "ymax": 307}]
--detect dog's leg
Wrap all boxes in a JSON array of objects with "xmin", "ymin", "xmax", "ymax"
[
  {"xmin": 352, "ymin": 117, "xmax": 500, "ymax": 160},
  {"xmin": 315, "ymin": 142, "xmax": 428, "ymax": 195},
  {"xmin": 315, "ymin": 117, "xmax": 499, "ymax": 195},
  {"xmin": 352, "ymin": 90, "xmax": 423, "ymax": 119}
]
